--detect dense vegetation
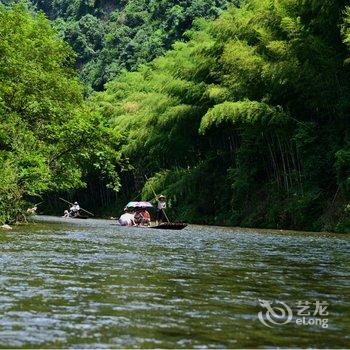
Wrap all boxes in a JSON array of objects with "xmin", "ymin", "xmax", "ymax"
[
  {"xmin": 13, "ymin": 0, "xmax": 237, "ymax": 91},
  {"xmin": 0, "ymin": 0, "xmax": 349, "ymax": 232},
  {"xmin": 0, "ymin": 4, "xmax": 123, "ymax": 224},
  {"xmin": 92, "ymin": 0, "xmax": 350, "ymax": 232}
]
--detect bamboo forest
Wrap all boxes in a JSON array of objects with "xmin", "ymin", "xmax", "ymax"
[
  {"xmin": 1, "ymin": 1, "xmax": 350, "ymax": 349},
  {"xmin": 0, "ymin": 0, "xmax": 350, "ymax": 233}
]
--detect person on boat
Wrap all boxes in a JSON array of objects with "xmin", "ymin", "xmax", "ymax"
[
  {"xmin": 119, "ymin": 208, "xmax": 135, "ymax": 226},
  {"xmin": 133, "ymin": 209, "xmax": 151, "ymax": 226},
  {"xmin": 63, "ymin": 210, "xmax": 70, "ymax": 218},
  {"xmin": 156, "ymin": 195, "xmax": 166, "ymax": 225},
  {"xmin": 141, "ymin": 209, "xmax": 151, "ymax": 226},
  {"xmin": 69, "ymin": 202, "xmax": 80, "ymax": 217},
  {"xmin": 134, "ymin": 210, "xmax": 143, "ymax": 226},
  {"xmin": 26, "ymin": 206, "xmax": 37, "ymax": 214}
]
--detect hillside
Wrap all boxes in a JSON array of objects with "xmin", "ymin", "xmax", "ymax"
[
  {"xmin": 23, "ymin": 0, "xmax": 239, "ymax": 91},
  {"xmin": 0, "ymin": 0, "xmax": 349, "ymax": 232},
  {"xmin": 90, "ymin": 0, "xmax": 350, "ymax": 231}
]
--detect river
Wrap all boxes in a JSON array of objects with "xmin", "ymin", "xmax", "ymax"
[{"xmin": 0, "ymin": 216, "xmax": 349, "ymax": 348}]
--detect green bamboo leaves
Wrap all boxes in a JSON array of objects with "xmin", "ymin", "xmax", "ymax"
[
  {"xmin": 94, "ymin": 0, "xmax": 350, "ymax": 231},
  {"xmin": 200, "ymin": 101, "xmax": 289, "ymax": 134}
]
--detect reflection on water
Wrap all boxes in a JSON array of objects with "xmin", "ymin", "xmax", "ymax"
[{"xmin": 0, "ymin": 216, "xmax": 349, "ymax": 348}]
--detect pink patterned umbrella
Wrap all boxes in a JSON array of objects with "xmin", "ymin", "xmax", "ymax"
[{"xmin": 126, "ymin": 201, "xmax": 153, "ymax": 208}]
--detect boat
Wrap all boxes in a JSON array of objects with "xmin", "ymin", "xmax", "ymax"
[
  {"xmin": 70, "ymin": 214, "xmax": 89, "ymax": 219},
  {"xmin": 150, "ymin": 222, "xmax": 187, "ymax": 230}
]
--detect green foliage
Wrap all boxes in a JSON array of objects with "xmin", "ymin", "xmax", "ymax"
[
  {"xmin": 0, "ymin": 4, "xmax": 123, "ymax": 223},
  {"xmin": 12, "ymin": 0, "xmax": 239, "ymax": 90},
  {"xmin": 92, "ymin": 0, "xmax": 350, "ymax": 231},
  {"xmin": 1, "ymin": 0, "xmax": 349, "ymax": 231},
  {"xmin": 199, "ymin": 101, "xmax": 289, "ymax": 133}
]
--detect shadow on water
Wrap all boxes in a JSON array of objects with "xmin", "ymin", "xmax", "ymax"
[{"xmin": 0, "ymin": 216, "xmax": 349, "ymax": 348}]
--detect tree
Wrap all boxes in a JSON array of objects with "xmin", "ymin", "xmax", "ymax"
[
  {"xmin": 7, "ymin": 0, "xmax": 239, "ymax": 90},
  {"xmin": 0, "ymin": 3, "xmax": 123, "ymax": 223},
  {"xmin": 91, "ymin": 0, "xmax": 350, "ymax": 231}
]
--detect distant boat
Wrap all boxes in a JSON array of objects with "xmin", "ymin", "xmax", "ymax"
[
  {"xmin": 150, "ymin": 222, "xmax": 187, "ymax": 230},
  {"xmin": 70, "ymin": 214, "xmax": 89, "ymax": 219}
]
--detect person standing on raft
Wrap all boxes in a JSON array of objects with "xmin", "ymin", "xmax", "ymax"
[
  {"xmin": 69, "ymin": 202, "xmax": 80, "ymax": 217},
  {"xmin": 156, "ymin": 195, "xmax": 166, "ymax": 225}
]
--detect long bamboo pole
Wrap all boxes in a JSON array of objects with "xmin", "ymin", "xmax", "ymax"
[
  {"xmin": 144, "ymin": 176, "xmax": 170, "ymax": 223},
  {"xmin": 59, "ymin": 197, "xmax": 94, "ymax": 216}
]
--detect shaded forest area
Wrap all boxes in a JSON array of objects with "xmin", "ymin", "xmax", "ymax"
[{"xmin": 0, "ymin": 0, "xmax": 349, "ymax": 232}]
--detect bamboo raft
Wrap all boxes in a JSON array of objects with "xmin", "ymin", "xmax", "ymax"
[{"xmin": 71, "ymin": 214, "xmax": 89, "ymax": 219}]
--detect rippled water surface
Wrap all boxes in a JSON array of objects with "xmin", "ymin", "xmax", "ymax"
[{"xmin": 0, "ymin": 216, "xmax": 349, "ymax": 348}]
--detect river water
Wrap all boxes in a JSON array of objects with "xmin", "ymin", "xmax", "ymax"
[{"xmin": 0, "ymin": 216, "xmax": 349, "ymax": 348}]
